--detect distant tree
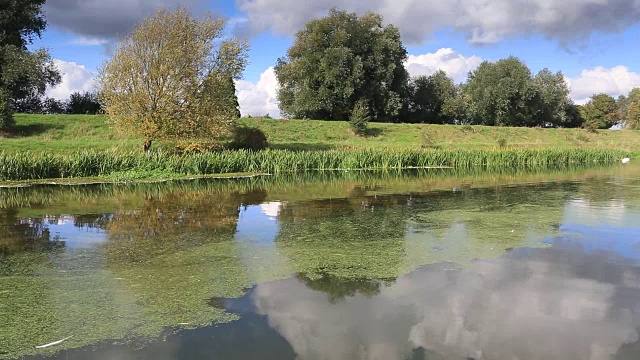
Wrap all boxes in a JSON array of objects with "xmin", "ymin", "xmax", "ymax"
[
  {"xmin": 11, "ymin": 93, "xmax": 43, "ymax": 114},
  {"xmin": 532, "ymin": 69, "xmax": 576, "ymax": 127},
  {"xmin": 99, "ymin": 8, "xmax": 248, "ymax": 151},
  {"xmin": 580, "ymin": 93, "xmax": 620, "ymax": 129},
  {"xmin": 409, "ymin": 70, "xmax": 456, "ymax": 124},
  {"xmin": 275, "ymin": 9, "xmax": 409, "ymax": 122},
  {"xmin": 441, "ymin": 84, "xmax": 472, "ymax": 124},
  {"xmin": 66, "ymin": 91, "xmax": 101, "ymax": 114},
  {"xmin": 43, "ymin": 97, "xmax": 65, "ymax": 114},
  {"xmin": 0, "ymin": 0, "xmax": 60, "ymax": 129},
  {"xmin": 464, "ymin": 57, "xmax": 539, "ymax": 127},
  {"xmin": 622, "ymin": 88, "xmax": 640, "ymax": 129}
]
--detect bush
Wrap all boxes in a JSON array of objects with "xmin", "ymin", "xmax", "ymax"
[
  {"xmin": 350, "ymin": 100, "xmax": 371, "ymax": 136},
  {"xmin": 228, "ymin": 126, "xmax": 269, "ymax": 151},
  {"xmin": 497, "ymin": 138, "xmax": 507, "ymax": 148}
]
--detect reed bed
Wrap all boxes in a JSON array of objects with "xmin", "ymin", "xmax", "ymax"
[{"xmin": 0, "ymin": 148, "xmax": 627, "ymax": 181}]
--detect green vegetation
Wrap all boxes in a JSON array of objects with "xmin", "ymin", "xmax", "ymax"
[
  {"xmin": 275, "ymin": 9, "xmax": 408, "ymax": 121},
  {"xmin": 99, "ymin": 8, "xmax": 248, "ymax": 151},
  {"xmin": 0, "ymin": 147, "xmax": 626, "ymax": 181},
  {"xmin": 0, "ymin": 0, "xmax": 60, "ymax": 130}
]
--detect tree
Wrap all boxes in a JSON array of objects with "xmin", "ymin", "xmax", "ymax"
[
  {"xmin": 580, "ymin": 93, "xmax": 620, "ymax": 129},
  {"xmin": 275, "ymin": 9, "xmax": 409, "ymax": 122},
  {"xmin": 464, "ymin": 57, "xmax": 539, "ymax": 127},
  {"xmin": 0, "ymin": 0, "xmax": 60, "ymax": 129},
  {"xmin": 349, "ymin": 99, "xmax": 371, "ymax": 136},
  {"xmin": 66, "ymin": 91, "xmax": 101, "ymax": 114},
  {"xmin": 622, "ymin": 88, "xmax": 640, "ymax": 130},
  {"xmin": 42, "ymin": 97, "xmax": 65, "ymax": 114},
  {"xmin": 532, "ymin": 69, "xmax": 576, "ymax": 127},
  {"xmin": 409, "ymin": 70, "xmax": 456, "ymax": 124},
  {"xmin": 99, "ymin": 8, "xmax": 248, "ymax": 151}
]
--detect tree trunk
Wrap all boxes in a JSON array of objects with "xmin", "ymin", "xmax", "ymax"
[{"xmin": 143, "ymin": 139, "xmax": 152, "ymax": 152}]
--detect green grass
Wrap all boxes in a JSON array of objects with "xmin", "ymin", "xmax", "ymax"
[
  {"xmin": 2, "ymin": 114, "xmax": 640, "ymax": 154},
  {"xmin": 0, "ymin": 114, "xmax": 634, "ymax": 181}
]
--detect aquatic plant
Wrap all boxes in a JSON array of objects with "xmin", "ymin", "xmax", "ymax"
[{"xmin": 0, "ymin": 148, "xmax": 627, "ymax": 181}]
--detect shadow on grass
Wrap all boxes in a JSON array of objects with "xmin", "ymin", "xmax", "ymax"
[
  {"xmin": 12, "ymin": 123, "xmax": 64, "ymax": 137},
  {"xmin": 270, "ymin": 143, "xmax": 335, "ymax": 151},
  {"xmin": 365, "ymin": 128, "xmax": 383, "ymax": 138}
]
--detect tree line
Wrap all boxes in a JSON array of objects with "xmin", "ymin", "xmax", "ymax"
[
  {"xmin": 275, "ymin": 9, "xmax": 640, "ymax": 131},
  {"xmin": 13, "ymin": 91, "xmax": 102, "ymax": 115}
]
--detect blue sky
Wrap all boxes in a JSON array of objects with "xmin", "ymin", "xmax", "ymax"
[{"xmin": 35, "ymin": 0, "xmax": 640, "ymax": 117}]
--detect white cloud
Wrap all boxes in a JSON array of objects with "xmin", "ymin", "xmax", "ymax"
[
  {"xmin": 70, "ymin": 36, "xmax": 110, "ymax": 46},
  {"xmin": 567, "ymin": 66, "xmax": 640, "ymax": 104},
  {"xmin": 405, "ymin": 48, "xmax": 483, "ymax": 83},
  {"xmin": 46, "ymin": 60, "xmax": 97, "ymax": 100},
  {"xmin": 237, "ymin": 0, "xmax": 640, "ymax": 45},
  {"xmin": 236, "ymin": 67, "xmax": 281, "ymax": 118}
]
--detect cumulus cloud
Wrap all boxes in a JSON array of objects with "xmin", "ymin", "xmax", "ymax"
[
  {"xmin": 405, "ymin": 48, "xmax": 483, "ymax": 83},
  {"xmin": 235, "ymin": 67, "xmax": 281, "ymax": 118},
  {"xmin": 43, "ymin": 0, "xmax": 204, "ymax": 41},
  {"xmin": 567, "ymin": 66, "xmax": 640, "ymax": 104},
  {"xmin": 237, "ymin": 0, "xmax": 640, "ymax": 45},
  {"xmin": 46, "ymin": 60, "xmax": 97, "ymax": 100}
]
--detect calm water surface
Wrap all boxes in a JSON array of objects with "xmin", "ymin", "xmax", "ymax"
[{"xmin": 2, "ymin": 166, "xmax": 640, "ymax": 359}]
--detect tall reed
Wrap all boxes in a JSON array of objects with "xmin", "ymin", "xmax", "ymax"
[{"xmin": 0, "ymin": 148, "xmax": 627, "ymax": 181}]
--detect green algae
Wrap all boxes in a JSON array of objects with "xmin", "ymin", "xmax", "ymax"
[{"xmin": 2, "ymin": 164, "xmax": 640, "ymax": 359}]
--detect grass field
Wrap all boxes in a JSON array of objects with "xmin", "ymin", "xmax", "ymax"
[{"xmin": 1, "ymin": 114, "xmax": 639, "ymax": 154}]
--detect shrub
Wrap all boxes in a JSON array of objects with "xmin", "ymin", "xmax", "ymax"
[
  {"xmin": 228, "ymin": 126, "xmax": 269, "ymax": 151},
  {"xmin": 350, "ymin": 100, "xmax": 371, "ymax": 136},
  {"xmin": 497, "ymin": 138, "xmax": 507, "ymax": 148}
]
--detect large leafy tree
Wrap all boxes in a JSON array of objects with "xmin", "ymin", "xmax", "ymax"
[
  {"xmin": 409, "ymin": 70, "xmax": 457, "ymax": 124},
  {"xmin": 0, "ymin": 0, "xmax": 60, "ymax": 130},
  {"xmin": 580, "ymin": 93, "xmax": 620, "ymax": 129},
  {"xmin": 275, "ymin": 9, "xmax": 409, "ymax": 122},
  {"xmin": 621, "ymin": 88, "xmax": 640, "ymax": 129},
  {"xmin": 532, "ymin": 69, "xmax": 577, "ymax": 127},
  {"xmin": 464, "ymin": 57, "xmax": 539, "ymax": 127},
  {"xmin": 99, "ymin": 8, "xmax": 248, "ymax": 151}
]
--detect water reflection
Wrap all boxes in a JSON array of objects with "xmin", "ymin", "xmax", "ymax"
[
  {"xmin": 252, "ymin": 239, "xmax": 640, "ymax": 360},
  {"xmin": 3, "ymin": 165, "xmax": 640, "ymax": 359}
]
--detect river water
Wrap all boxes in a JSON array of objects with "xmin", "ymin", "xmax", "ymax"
[{"xmin": 2, "ymin": 166, "xmax": 640, "ymax": 359}]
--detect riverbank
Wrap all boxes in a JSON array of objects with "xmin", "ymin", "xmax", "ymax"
[
  {"xmin": 0, "ymin": 148, "xmax": 627, "ymax": 182},
  {"xmin": 2, "ymin": 114, "xmax": 640, "ymax": 153}
]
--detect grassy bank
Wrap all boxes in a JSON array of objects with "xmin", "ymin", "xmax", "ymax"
[
  {"xmin": 2, "ymin": 114, "xmax": 640, "ymax": 153},
  {"xmin": 0, "ymin": 148, "xmax": 626, "ymax": 181}
]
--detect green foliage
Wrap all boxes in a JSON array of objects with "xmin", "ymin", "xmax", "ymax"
[
  {"xmin": 464, "ymin": 57, "xmax": 539, "ymax": 126},
  {"xmin": 0, "ymin": 148, "xmax": 625, "ymax": 181},
  {"xmin": 409, "ymin": 70, "xmax": 456, "ymax": 124},
  {"xmin": 0, "ymin": 88, "xmax": 14, "ymax": 130},
  {"xmin": 533, "ymin": 69, "xmax": 576, "ymax": 127},
  {"xmin": 98, "ymin": 8, "xmax": 248, "ymax": 151},
  {"xmin": 66, "ymin": 91, "xmax": 101, "ymax": 115},
  {"xmin": 497, "ymin": 138, "xmax": 507, "ymax": 148},
  {"xmin": 228, "ymin": 126, "xmax": 269, "ymax": 151},
  {"xmin": 43, "ymin": 97, "xmax": 65, "ymax": 114},
  {"xmin": 622, "ymin": 88, "xmax": 640, "ymax": 130},
  {"xmin": 0, "ymin": 0, "xmax": 46, "ymax": 48},
  {"xmin": 580, "ymin": 93, "xmax": 620, "ymax": 129},
  {"xmin": 275, "ymin": 8, "xmax": 409, "ymax": 122},
  {"xmin": 0, "ymin": 0, "xmax": 60, "ymax": 130},
  {"xmin": 349, "ymin": 99, "xmax": 371, "ymax": 136}
]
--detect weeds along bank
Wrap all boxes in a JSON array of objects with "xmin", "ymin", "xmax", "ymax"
[{"xmin": 0, "ymin": 148, "xmax": 627, "ymax": 182}]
